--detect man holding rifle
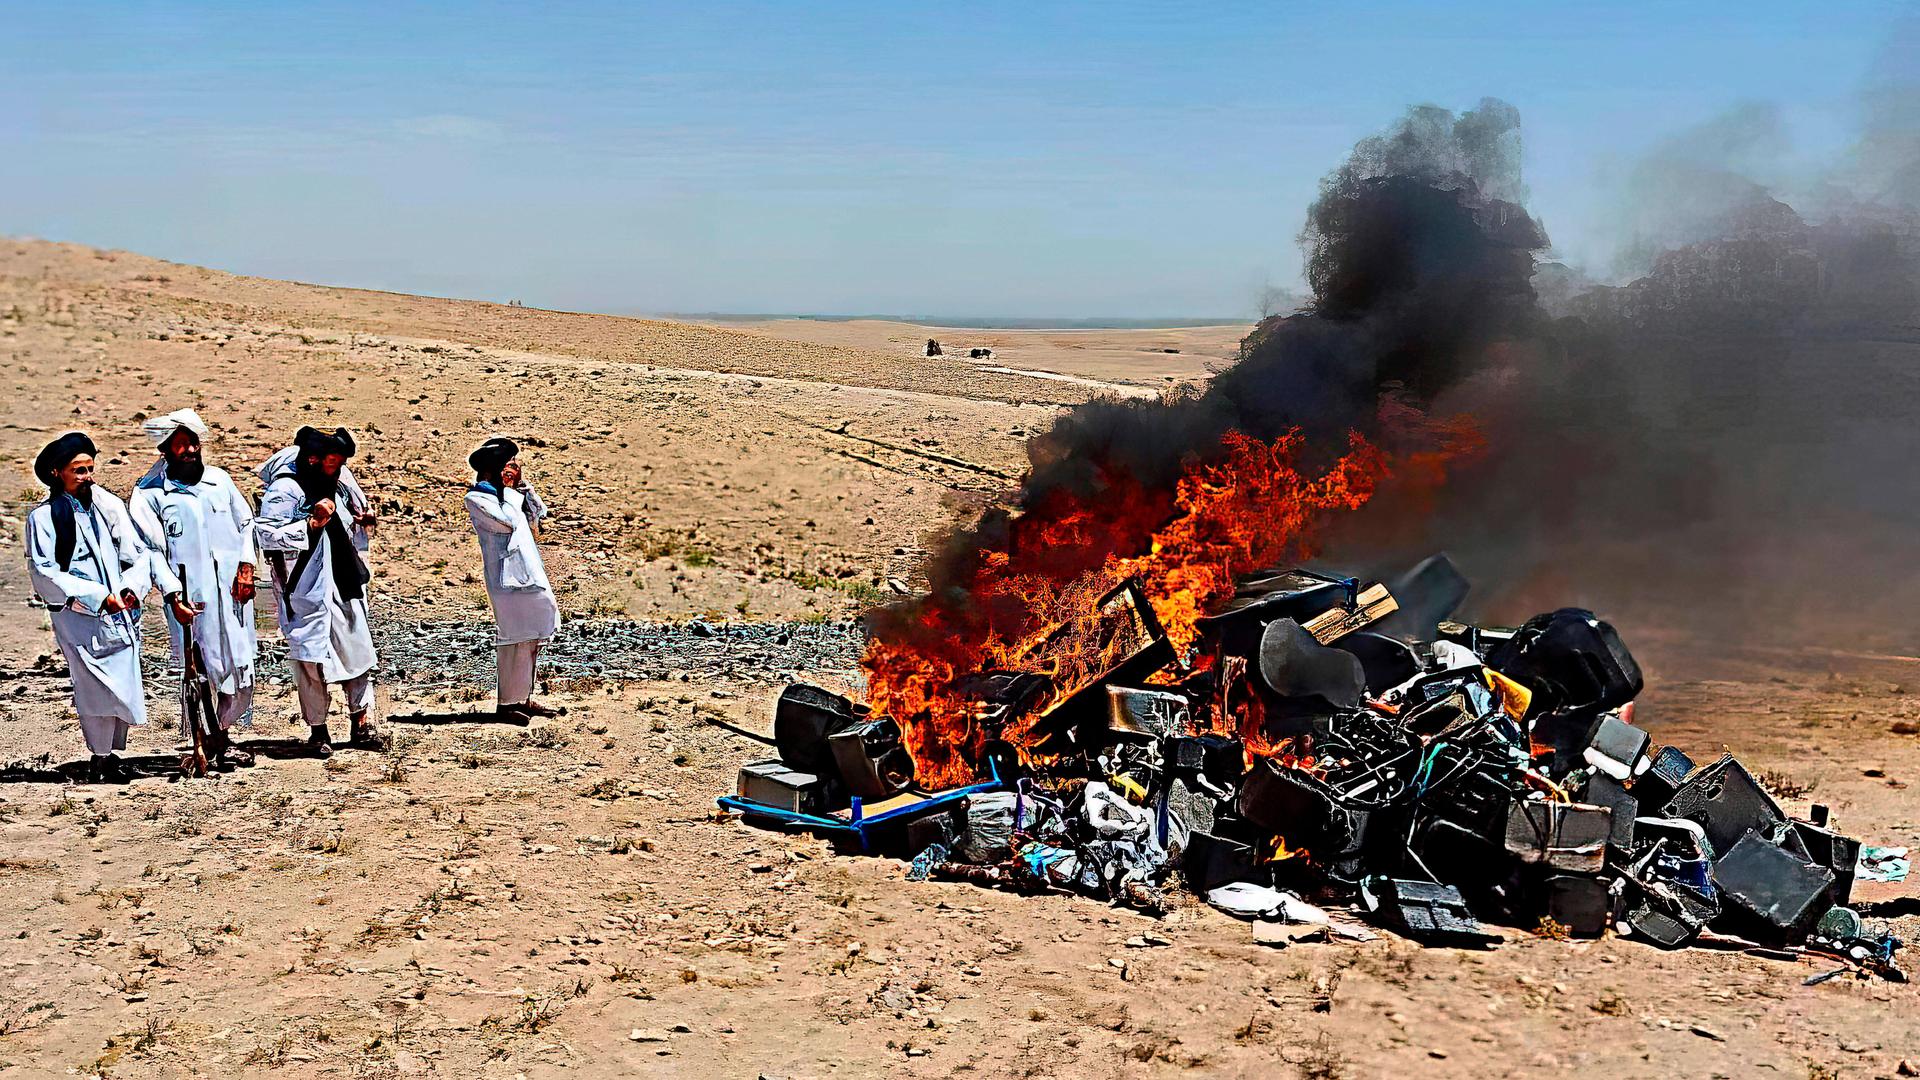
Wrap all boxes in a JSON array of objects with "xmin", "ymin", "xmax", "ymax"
[{"xmin": 127, "ymin": 409, "xmax": 260, "ymax": 771}]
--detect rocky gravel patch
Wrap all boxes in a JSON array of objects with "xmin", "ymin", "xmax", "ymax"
[{"xmin": 254, "ymin": 607, "xmax": 866, "ymax": 694}]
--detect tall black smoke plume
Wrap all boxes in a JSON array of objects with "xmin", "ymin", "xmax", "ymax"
[
  {"xmin": 879, "ymin": 39, "xmax": 1920, "ymax": 671},
  {"xmin": 870, "ymin": 99, "xmax": 1546, "ymax": 654}
]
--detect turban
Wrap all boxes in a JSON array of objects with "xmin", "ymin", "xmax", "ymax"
[
  {"xmin": 141, "ymin": 408, "xmax": 210, "ymax": 449},
  {"xmin": 36, "ymin": 432, "xmax": 98, "ymax": 571},
  {"xmin": 34, "ymin": 432, "xmax": 97, "ymax": 486},
  {"xmin": 468, "ymin": 436, "xmax": 519, "ymax": 474},
  {"xmin": 293, "ymin": 425, "xmax": 356, "ymax": 459}
]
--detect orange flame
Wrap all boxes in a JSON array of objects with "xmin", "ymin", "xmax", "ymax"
[
  {"xmin": 863, "ymin": 417, "xmax": 1481, "ymax": 788},
  {"xmin": 1262, "ymin": 836, "xmax": 1310, "ymax": 863}
]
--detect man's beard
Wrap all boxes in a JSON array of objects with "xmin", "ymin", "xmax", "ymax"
[
  {"xmin": 72, "ymin": 480, "xmax": 94, "ymax": 507},
  {"xmin": 294, "ymin": 458, "xmax": 337, "ymax": 504},
  {"xmin": 166, "ymin": 454, "xmax": 205, "ymax": 486}
]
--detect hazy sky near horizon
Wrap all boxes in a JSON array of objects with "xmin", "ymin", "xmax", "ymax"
[{"xmin": 3, "ymin": 2, "xmax": 1907, "ymax": 318}]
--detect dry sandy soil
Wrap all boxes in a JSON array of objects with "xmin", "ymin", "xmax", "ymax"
[
  {"xmin": 1, "ymin": 239, "xmax": 1917, "ymax": 1079},
  {"xmin": 701, "ymin": 317, "xmax": 1246, "ymax": 393}
]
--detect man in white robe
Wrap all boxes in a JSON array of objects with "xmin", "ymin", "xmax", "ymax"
[
  {"xmin": 465, "ymin": 437, "xmax": 561, "ymax": 718},
  {"xmin": 24, "ymin": 432, "xmax": 180, "ymax": 782},
  {"xmin": 255, "ymin": 443, "xmax": 374, "ymax": 619},
  {"xmin": 126, "ymin": 408, "xmax": 260, "ymax": 769},
  {"xmin": 255, "ymin": 426, "xmax": 381, "ymax": 755}
]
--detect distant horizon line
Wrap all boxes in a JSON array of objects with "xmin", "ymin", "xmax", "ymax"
[
  {"xmin": 6, "ymin": 235, "xmax": 1267, "ymax": 331},
  {"xmin": 653, "ymin": 312, "xmax": 1257, "ymax": 330}
]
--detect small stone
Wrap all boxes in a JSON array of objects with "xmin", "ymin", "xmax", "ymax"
[
  {"xmin": 1689, "ymin": 1025, "xmax": 1724, "ymax": 1042},
  {"xmin": 629, "ymin": 1028, "xmax": 671, "ymax": 1042}
]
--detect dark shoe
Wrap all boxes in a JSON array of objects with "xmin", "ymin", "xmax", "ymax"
[
  {"xmin": 205, "ymin": 728, "xmax": 236, "ymax": 771},
  {"xmin": 309, "ymin": 725, "xmax": 334, "ymax": 758},
  {"xmin": 496, "ymin": 704, "xmax": 533, "ymax": 726},
  {"xmin": 349, "ymin": 716, "xmax": 387, "ymax": 749},
  {"xmin": 89, "ymin": 754, "xmax": 131, "ymax": 784}
]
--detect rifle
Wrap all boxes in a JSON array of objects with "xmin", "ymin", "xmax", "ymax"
[{"xmin": 176, "ymin": 564, "xmax": 221, "ymax": 778}]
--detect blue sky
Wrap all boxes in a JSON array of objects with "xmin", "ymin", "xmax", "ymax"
[{"xmin": 2, "ymin": 2, "xmax": 1905, "ymax": 318}]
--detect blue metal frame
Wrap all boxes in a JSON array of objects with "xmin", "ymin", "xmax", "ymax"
[{"xmin": 718, "ymin": 762, "xmax": 1006, "ymax": 851}]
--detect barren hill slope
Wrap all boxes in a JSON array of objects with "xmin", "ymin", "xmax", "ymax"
[{"xmin": 0, "ymin": 240, "xmax": 1914, "ymax": 1080}]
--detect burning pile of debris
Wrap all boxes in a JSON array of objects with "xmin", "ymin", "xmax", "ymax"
[
  {"xmin": 720, "ymin": 554, "xmax": 1907, "ymax": 979},
  {"xmin": 714, "ymin": 98, "xmax": 1920, "ymax": 978}
]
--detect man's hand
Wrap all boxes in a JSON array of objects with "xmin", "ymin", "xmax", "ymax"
[
  {"xmin": 120, "ymin": 589, "xmax": 141, "ymax": 613},
  {"xmin": 353, "ymin": 508, "xmax": 378, "ymax": 535},
  {"xmin": 170, "ymin": 594, "xmax": 200, "ymax": 624},
  {"xmin": 233, "ymin": 564, "xmax": 256, "ymax": 605},
  {"xmin": 100, "ymin": 592, "xmax": 127, "ymax": 614},
  {"xmin": 308, "ymin": 498, "xmax": 336, "ymax": 530}
]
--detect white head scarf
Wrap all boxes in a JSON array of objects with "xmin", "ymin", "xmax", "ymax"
[{"xmin": 141, "ymin": 408, "xmax": 210, "ymax": 449}]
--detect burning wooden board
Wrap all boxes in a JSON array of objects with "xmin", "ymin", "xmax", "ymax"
[{"xmin": 1300, "ymin": 582, "xmax": 1398, "ymax": 644}]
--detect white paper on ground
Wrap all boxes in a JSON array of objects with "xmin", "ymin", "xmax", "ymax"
[
  {"xmin": 1858, "ymin": 846, "xmax": 1911, "ymax": 883},
  {"xmin": 1207, "ymin": 882, "xmax": 1330, "ymax": 924}
]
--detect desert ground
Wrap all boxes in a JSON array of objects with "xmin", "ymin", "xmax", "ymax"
[
  {"xmin": 1, "ymin": 238, "xmax": 1917, "ymax": 1079},
  {"xmin": 699, "ymin": 317, "xmax": 1248, "ymax": 392}
]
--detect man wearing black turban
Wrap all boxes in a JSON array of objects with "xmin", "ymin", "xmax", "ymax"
[
  {"xmin": 465, "ymin": 437, "xmax": 560, "ymax": 718},
  {"xmin": 24, "ymin": 431, "xmax": 179, "ymax": 782},
  {"xmin": 255, "ymin": 426, "xmax": 382, "ymax": 755}
]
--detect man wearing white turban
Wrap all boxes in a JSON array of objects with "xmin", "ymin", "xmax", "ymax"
[{"xmin": 127, "ymin": 408, "xmax": 260, "ymax": 769}]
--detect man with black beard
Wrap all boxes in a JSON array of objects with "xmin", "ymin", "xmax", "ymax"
[
  {"xmin": 127, "ymin": 408, "xmax": 260, "ymax": 769},
  {"xmin": 256, "ymin": 426, "xmax": 381, "ymax": 755},
  {"xmin": 24, "ymin": 431, "xmax": 179, "ymax": 782}
]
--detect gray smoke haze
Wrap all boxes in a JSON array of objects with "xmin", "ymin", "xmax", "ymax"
[
  {"xmin": 1602, "ymin": 102, "xmax": 1790, "ymax": 279},
  {"xmin": 1327, "ymin": 30, "xmax": 1920, "ymax": 652},
  {"xmin": 1842, "ymin": 17, "xmax": 1920, "ymax": 212},
  {"xmin": 877, "ymin": 39, "xmax": 1920, "ymax": 667}
]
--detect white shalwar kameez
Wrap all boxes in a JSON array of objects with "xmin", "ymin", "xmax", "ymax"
[
  {"xmin": 24, "ymin": 490, "xmax": 175, "ymax": 754},
  {"xmin": 465, "ymin": 484, "xmax": 559, "ymax": 705},
  {"xmin": 254, "ymin": 448, "xmax": 371, "ymax": 625},
  {"xmin": 256, "ymin": 475, "xmax": 377, "ymax": 726},
  {"xmin": 128, "ymin": 463, "xmax": 260, "ymax": 731}
]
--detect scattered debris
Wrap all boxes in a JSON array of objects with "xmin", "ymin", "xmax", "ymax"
[
  {"xmin": 1859, "ymin": 847, "xmax": 1911, "ymax": 884},
  {"xmin": 718, "ymin": 556, "xmax": 1907, "ymax": 979}
]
